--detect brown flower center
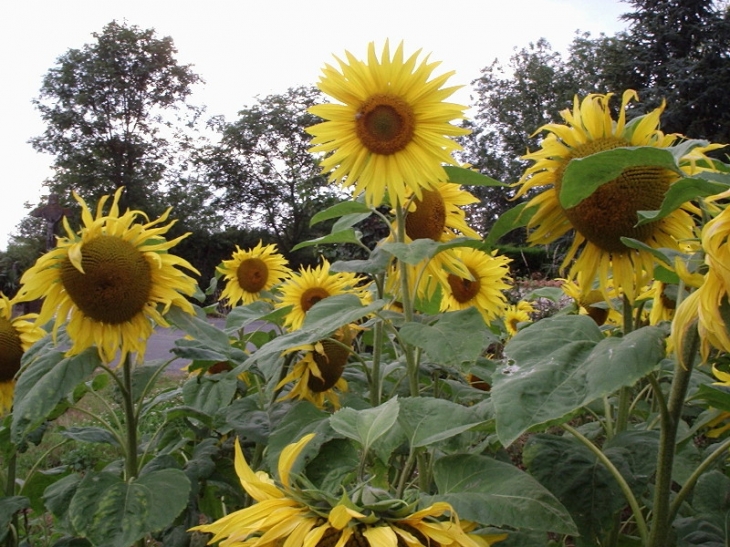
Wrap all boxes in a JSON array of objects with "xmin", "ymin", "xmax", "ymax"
[
  {"xmin": 61, "ymin": 235, "xmax": 152, "ymax": 324},
  {"xmin": 237, "ymin": 257, "xmax": 269, "ymax": 293},
  {"xmin": 0, "ymin": 317, "xmax": 23, "ymax": 382},
  {"xmin": 300, "ymin": 287, "xmax": 330, "ymax": 313},
  {"xmin": 447, "ymin": 267, "xmax": 480, "ymax": 303},
  {"xmin": 405, "ymin": 189, "xmax": 446, "ymax": 241},
  {"xmin": 554, "ymin": 138, "xmax": 674, "ymax": 253},
  {"xmin": 308, "ymin": 328, "xmax": 353, "ymax": 393},
  {"xmin": 355, "ymin": 94, "xmax": 415, "ymax": 155}
]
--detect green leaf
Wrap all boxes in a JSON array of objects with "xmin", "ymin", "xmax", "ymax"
[
  {"xmin": 182, "ymin": 373, "xmax": 238, "ymax": 415},
  {"xmin": 43, "ymin": 473, "xmax": 83, "ymax": 532},
  {"xmin": 492, "ymin": 315, "xmax": 666, "ymax": 446},
  {"xmin": 0, "ymin": 496, "xmax": 29, "ymax": 542},
  {"xmin": 332, "ymin": 212, "xmax": 373, "ymax": 233},
  {"xmin": 60, "ymin": 427, "xmax": 119, "ymax": 445},
  {"xmin": 291, "ymin": 229, "xmax": 361, "ymax": 251},
  {"xmin": 694, "ymin": 384, "xmax": 730, "ymax": 412},
  {"xmin": 444, "ymin": 165, "xmax": 507, "ymax": 187},
  {"xmin": 560, "ymin": 147, "xmax": 682, "ymax": 209},
  {"xmin": 484, "ymin": 202, "xmax": 537, "ymax": 248},
  {"xmin": 398, "ymin": 397, "xmax": 483, "ymax": 448},
  {"xmin": 381, "ymin": 238, "xmax": 483, "ymax": 266},
  {"xmin": 67, "ymin": 469, "xmax": 190, "ymax": 547},
  {"xmin": 523, "ymin": 434, "xmax": 626, "ymax": 542},
  {"xmin": 619, "ymin": 238, "xmax": 675, "ymax": 267},
  {"xmin": 635, "ymin": 177, "xmax": 730, "ymax": 226},
  {"xmin": 425, "ymin": 453, "xmax": 577, "ymax": 534},
  {"xmin": 400, "ymin": 308, "xmax": 492, "ymax": 367},
  {"xmin": 310, "ymin": 201, "xmax": 372, "ymax": 226},
  {"xmin": 330, "ymin": 247, "xmax": 391, "ymax": 275},
  {"xmin": 12, "ymin": 347, "xmax": 101, "ymax": 443},
  {"xmin": 224, "ymin": 396, "xmax": 272, "ymax": 445},
  {"xmin": 330, "ymin": 397, "xmax": 400, "ymax": 454}
]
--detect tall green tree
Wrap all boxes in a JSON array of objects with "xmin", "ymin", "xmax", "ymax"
[
  {"xmin": 198, "ymin": 86, "xmax": 344, "ymax": 266},
  {"xmin": 30, "ymin": 20, "xmax": 203, "ymax": 213}
]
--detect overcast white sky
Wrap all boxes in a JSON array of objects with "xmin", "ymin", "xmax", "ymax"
[{"xmin": 0, "ymin": 0, "xmax": 629, "ymax": 250}]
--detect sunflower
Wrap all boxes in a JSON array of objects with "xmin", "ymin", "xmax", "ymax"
[
  {"xmin": 503, "ymin": 303, "xmax": 533, "ymax": 338},
  {"xmin": 277, "ymin": 260, "xmax": 369, "ymax": 331},
  {"xmin": 307, "ymin": 41, "xmax": 469, "ymax": 207},
  {"xmin": 0, "ymin": 294, "xmax": 45, "ymax": 414},
  {"xmin": 514, "ymin": 90, "xmax": 720, "ymax": 303},
  {"xmin": 387, "ymin": 182, "xmax": 482, "ymax": 301},
  {"xmin": 16, "ymin": 188, "xmax": 199, "ymax": 364},
  {"xmin": 217, "ymin": 241, "xmax": 292, "ymax": 306},
  {"xmin": 192, "ymin": 433, "xmax": 505, "ymax": 547},
  {"xmin": 673, "ymin": 201, "xmax": 730, "ymax": 364},
  {"xmin": 560, "ymin": 277, "xmax": 621, "ymax": 327},
  {"xmin": 276, "ymin": 326, "xmax": 353, "ymax": 409},
  {"xmin": 440, "ymin": 248, "xmax": 512, "ymax": 323}
]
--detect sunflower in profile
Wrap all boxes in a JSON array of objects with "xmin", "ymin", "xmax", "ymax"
[
  {"xmin": 515, "ymin": 90, "xmax": 721, "ymax": 303},
  {"xmin": 217, "ymin": 241, "xmax": 291, "ymax": 306},
  {"xmin": 277, "ymin": 260, "xmax": 369, "ymax": 331},
  {"xmin": 560, "ymin": 277, "xmax": 621, "ymax": 327},
  {"xmin": 440, "ymin": 248, "xmax": 512, "ymax": 323},
  {"xmin": 277, "ymin": 326, "xmax": 353, "ymax": 409},
  {"xmin": 388, "ymin": 182, "xmax": 482, "ymax": 301},
  {"xmin": 16, "ymin": 188, "xmax": 199, "ymax": 364},
  {"xmin": 0, "ymin": 294, "xmax": 45, "ymax": 414},
  {"xmin": 307, "ymin": 41, "xmax": 469, "ymax": 207},
  {"xmin": 192, "ymin": 433, "xmax": 506, "ymax": 547},
  {"xmin": 673, "ymin": 201, "xmax": 730, "ymax": 364}
]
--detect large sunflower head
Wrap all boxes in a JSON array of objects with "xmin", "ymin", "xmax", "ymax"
[
  {"xmin": 0, "ymin": 294, "xmax": 45, "ymax": 414},
  {"xmin": 440, "ymin": 248, "xmax": 512, "ymax": 323},
  {"xmin": 307, "ymin": 41, "xmax": 469, "ymax": 207},
  {"xmin": 217, "ymin": 241, "xmax": 292, "ymax": 306},
  {"xmin": 277, "ymin": 260, "xmax": 369, "ymax": 331},
  {"xmin": 515, "ymin": 90, "xmax": 718, "ymax": 303},
  {"xmin": 16, "ymin": 188, "xmax": 200, "ymax": 364}
]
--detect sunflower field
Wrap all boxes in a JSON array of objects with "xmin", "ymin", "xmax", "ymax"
[{"xmin": 3, "ymin": 40, "xmax": 730, "ymax": 547}]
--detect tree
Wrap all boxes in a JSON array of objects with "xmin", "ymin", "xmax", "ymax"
[
  {"xmin": 198, "ymin": 86, "xmax": 344, "ymax": 267},
  {"xmin": 30, "ymin": 20, "xmax": 203, "ymax": 214}
]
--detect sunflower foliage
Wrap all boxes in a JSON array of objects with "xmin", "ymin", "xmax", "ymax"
[{"xmin": 3, "ymin": 42, "xmax": 730, "ymax": 547}]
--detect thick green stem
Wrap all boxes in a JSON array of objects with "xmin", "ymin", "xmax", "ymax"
[
  {"xmin": 394, "ymin": 204, "xmax": 419, "ymax": 398},
  {"xmin": 4, "ymin": 450, "xmax": 17, "ymax": 547},
  {"xmin": 647, "ymin": 326, "xmax": 698, "ymax": 547},
  {"xmin": 615, "ymin": 295, "xmax": 635, "ymax": 433},
  {"xmin": 121, "ymin": 354, "xmax": 139, "ymax": 481},
  {"xmin": 563, "ymin": 424, "xmax": 649, "ymax": 545}
]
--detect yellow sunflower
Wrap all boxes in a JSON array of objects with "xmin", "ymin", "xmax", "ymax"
[
  {"xmin": 673, "ymin": 201, "xmax": 730, "ymax": 364},
  {"xmin": 217, "ymin": 241, "xmax": 291, "ymax": 306},
  {"xmin": 192, "ymin": 433, "xmax": 505, "ymax": 547},
  {"xmin": 307, "ymin": 41, "xmax": 469, "ymax": 207},
  {"xmin": 16, "ymin": 188, "xmax": 199, "ymax": 364},
  {"xmin": 560, "ymin": 277, "xmax": 621, "ymax": 327},
  {"xmin": 440, "ymin": 248, "xmax": 512, "ymax": 323},
  {"xmin": 387, "ymin": 182, "xmax": 482, "ymax": 301},
  {"xmin": 0, "ymin": 294, "xmax": 45, "ymax": 414},
  {"xmin": 276, "ymin": 326, "xmax": 353, "ymax": 409},
  {"xmin": 515, "ymin": 90, "xmax": 721, "ymax": 303},
  {"xmin": 277, "ymin": 260, "xmax": 369, "ymax": 331},
  {"xmin": 503, "ymin": 303, "xmax": 533, "ymax": 338}
]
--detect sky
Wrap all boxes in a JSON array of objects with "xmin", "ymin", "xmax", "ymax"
[{"xmin": 0, "ymin": 0, "xmax": 629, "ymax": 251}]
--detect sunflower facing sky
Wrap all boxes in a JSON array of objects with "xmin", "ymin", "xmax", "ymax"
[
  {"xmin": 217, "ymin": 241, "xmax": 291, "ymax": 306},
  {"xmin": 440, "ymin": 248, "xmax": 512, "ymax": 323},
  {"xmin": 306, "ymin": 41, "xmax": 469, "ymax": 207},
  {"xmin": 16, "ymin": 188, "xmax": 199, "ymax": 364},
  {"xmin": 514, "ymin": 90, "xmax": 721, "ymax": 303},
  {"xmin": 192, "ymin": 434, "xmax": 505, "ymax": 547},
  {"xmin": 278, "ymin": 260, "xmax": 369, "ymax": 331},
  {"xmin": 0, "ymin": 293, "xmax": 45, "ymax": 414}
]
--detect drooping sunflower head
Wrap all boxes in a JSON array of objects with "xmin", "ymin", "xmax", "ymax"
[
  {"xmin": 307, "ymin": 41, "xmax": 469, "ymax": 207},
  {"xmin": 440, "ymin": 248, "xmax": 512, "ymax": 323},
  {"xmin": 217, "ymin": 241, "xmax": 292, "ymax": 306},
  {"xmin": 0, "ymin": 293, "xmax": 45, "ymax": 414},
  {"xmin": 515, "ymin": 90, "xmax": 715, "ymax": 303},
  {"xmin": 277, "ymin": 260, "xmax": 369, "ymax": 331},
  {"xmin": 16, "ymin": 188, "xmax": 200, "ymax": 364}
]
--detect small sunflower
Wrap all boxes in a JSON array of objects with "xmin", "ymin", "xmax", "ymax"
[
  {"xmin": 440, "ymin": 248, "xmax": 512, "ymax": 323},
  {"xmin": 217, "ymin": 241, "xmax": 291, "ymax": 306},
  {"xmin": 0, "ymin": 294, "xmax": 45, "ymax": 414},
  {"xmin": 277, "ymin": 326, "xmax": 353, "ymax": 409},
  {"xmin": 503, "ymin": 303, "xmax": 533, "ymax": 338},
  {"xmin": 16, "ymin": 188, "xmax": 199, "ymax": 364},
  {"xmin": 388, "ymin": 182, "xmax": 482, "ymax": 301},
  {"xmin": 560, "ymin": 277, "xmax": 621, "ymax": 327},
  {"xmin": 515, "ymin": 90, "xmax": 720, "ymax": 303},
  {"xmin": 673, "ymin": 202, "xmax": 730, "ymax": 363},
  {"xmin": 307, "ymin": 41, "xmax": 469, "ymax": 207},
  {"xmin": 277, "ymin": 260, "xmax": 369, "ymax": 331}
]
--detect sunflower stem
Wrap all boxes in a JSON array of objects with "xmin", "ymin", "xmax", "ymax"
[
  {"xmin": 4, "ymin": 449, "xmax": 17, "ymax": 547},
  {"xmin": 120, "ymin": 354, "xmax": 139, "ymax": 481},
  {"xmin": 615, "ymin": 294, "xmax": 635, "ymax": 433},
  {"xmin": 394, "ymin": 204, "xmax": 419, "ymax": 398},
  {"xmin": 369, "ymin": 273, "xmax": 385, "ymax": 406},
  {"xmin": 647, "ymin": 324, "xmax": 697, "ymax": 547}
]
